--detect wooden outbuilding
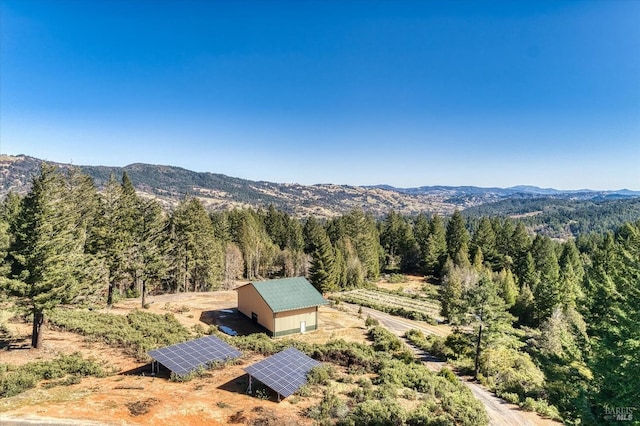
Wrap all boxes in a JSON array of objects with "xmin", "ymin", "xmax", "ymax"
[{"xmin": 236, "ymin": 277, "xmax": 328, "ymax": 337}]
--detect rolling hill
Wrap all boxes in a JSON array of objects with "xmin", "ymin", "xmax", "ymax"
[{"xmin": 1, "ymin": 154, "xmax": 638, "ymax": 222}]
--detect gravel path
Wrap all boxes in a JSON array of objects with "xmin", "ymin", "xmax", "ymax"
[{"xmin": 348, "ymin": 304, "xmax": 559, "ymax": 426}]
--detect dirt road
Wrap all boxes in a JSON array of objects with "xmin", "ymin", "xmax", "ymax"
[{"xmin": 355, "ymin": 306, "xmax": 559, "ymax": 426}]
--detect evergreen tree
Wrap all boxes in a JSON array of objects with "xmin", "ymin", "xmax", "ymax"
[
  {"xmin": 583, "ymin": 222, "xmax": 640, "ymax": 419},
  {"xmin": 380, "ymin": 210, "xmax": 404, "ymax": 271},
  {"xmin": 3, "ymin": 164, "xmax": 95, "ymax": 348},
  {"xmin": 495, "ymin": 268, "xmax": 517, "ymax": 308},
  {"xmin": 93, "ymin": 173, "xmax": 140, "ymax": 305},
  {"xmin": 513, "ymin": 281, "xmax": 535, "ymax": 326},
  {"xmin": 531, "ymin": 235, "xmax": 561, "ymax": 325},
  {"xmin": 308, "ymin": 226, "xmax": 337, "ymax": 292},
  {"xmin": 169, "ymin": 197, "xmax": 223, "ymax": 291},
  {"xmin": 440, "ymin": 259, "xmax": 465, "ymax": 323},
  {"xmin": 446, "ymin": 211, "xmax": 470, "ymax": 267},
  {"xmin": 495, "ymin": 219, "xmax": 516, "ymax": 259},
  {"xmin": 343, "ymin": 209, "xmax": 380, "ymax": 280},
  {"xmin": 413, "ymin": 213, "xmax": 430, "ymax": 272},
  {"xmin": 511, "ymin": 222, "xmax": 532, "ymax": 259},
  {"xmin": 466, "ymin": 274, "xmax": 515, "ymax": 379},
  {"xmin": 423, "ymin": 214, "xmax": 447, "ymax": 276},
  {"xmin": 136, "ymin": 199, "xmax": 169, "ymax": 306},
  {"xmin": 471, "ymin": 217, "xmax": 497, "ymax": 268}
]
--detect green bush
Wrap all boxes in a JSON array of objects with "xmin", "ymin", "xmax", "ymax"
[
  {"xmin": 339, "ymin": 399, "xmax": 406, "ymax": 426},
  {"xmin": 388, "ymin": 274, "xmax": 407, "ymax": 284},
  {"xmin": 521, "ymin": 397, "xmax": 562, "ymax": 420},
  {"xmin": 438, "ymin": 367, "xmax": 458, "ymax": 384},
  {"xmin": 48, "ymin": 309, "xmax": 192, "ymax": 360},
  {"xmin": 364, "ymin": 315, "xmax": 379, "ymax": 328},
  {"xmin": 480, "ymin": 347, "xmax": 545, "ymax": 400},
  {"xmin": 498, "ymin": 391, "xmax": 521, "ymax": 404},
  {"xmin": 307, "ymin": 364, "xmax": 337, "ymax": 385},
  {"xmin": 0, "ymin": 353, "xmax": 107, "ymax": 398},
  {"xmin": 369, "ymin": 326, "xmax": 403, "ymax": 353},
  {"xmin": 306, "ymin": 390, "xmax": 349, "ymax": 421}
]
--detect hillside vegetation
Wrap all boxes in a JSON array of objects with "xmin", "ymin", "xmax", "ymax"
[{"xmin": 1, "ymin": 161, "xmax": 638, "ymax": 424}]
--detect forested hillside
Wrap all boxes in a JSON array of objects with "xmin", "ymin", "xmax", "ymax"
[
  {"xmin": 464, "ymin": 197, "xmax": 640, "ymax": 238},
  {"xmin": 2, "ymin": 155, "xmax": 638, "ymax": 227},
  {"xmin": 1, "ymin": 165, "xmax": 638, "ymax": 424}
]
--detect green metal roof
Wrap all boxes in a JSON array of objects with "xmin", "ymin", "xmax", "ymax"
[{"xmin": 250, "ymin": 277, "xmax": 328, "ymax": 313}]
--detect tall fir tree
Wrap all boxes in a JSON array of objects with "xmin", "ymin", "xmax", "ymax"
[
  {"xmin": 446, "ymin": 211, "xmax": 470, "ymax": 267},
  {"xmin": 583, "ymin": 222, "xmax": 640, "ymax": 420},
  {"xmin": 308, "ymin": 225, "xmax": 337, "ymax": 292},
  {"xmin": 3, "ymin": 164, "xmax": 94, "ymax": 348},
  {"xmin": 424, "ymin": 214, "xmax": 447, "ymax": 276},
  {"xmin": 169, "ymin": 197, "xmax": 223, "ymax": 291}
]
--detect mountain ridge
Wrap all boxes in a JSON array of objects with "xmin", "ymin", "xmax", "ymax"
[{"xmin": 1, "ymin": 154, "xmax": 638, "ymax": 218}]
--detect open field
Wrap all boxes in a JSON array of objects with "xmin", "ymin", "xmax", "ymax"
[
  {"xmin": 0, "ymin": 290, "xmax": 368, "ymax": 425},
  {"xmin": 1, "ymin": 282, "xmax": 559, "ymax": 426}
]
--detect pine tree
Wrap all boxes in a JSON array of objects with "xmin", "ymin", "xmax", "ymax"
[
  {"xmin": 466, "ymin": 274, "xmax": 515, "ymax": 379},
  {"xmin": 440, "ymin": 259, "xmax": 465, "ymax": 323},
  {"xmin": 380, "ymin": 210, "xmax": 404, "ymax": 271},
  {"xmin": 446, "ymin": 211, "xmax": 470, "ymax": 266},
  {"xmin": 531, "ymin": 235, "xmax": 561, "ymax": 325},
  {"xmin": 169, "ymin": 197, "xmax": 223, "ymax": 291},
  {"xmin": 424, "ymin": 215, "xmax": 447, "ymax": 276},
  {"xmin": 413, "ymin": 213, "xmax": 430, "ymax": 272},
  {"xmin": 584, "ymin": 222, "xmax": 640, "ymax": 418},
  {"xmin": 495, "ymin": 268, "xmax": 517, "ymax": 308},
  {"xmin": 308, "ymin": 226, "xmax": 336, "ymax": 292},
  {"xmin": 471, "ymin": 217, "xmax": 497, "ymax": 268},
  {"xmin": 93, "ymin": 173, "xmax": 140, "ymax": 305},
  {"xmin": 137, "ymin": 199, "xmax": 169, "ymax": 306},
  {"xmin": 343, "ymin": 209, "xmax": 381, "ymax": 280},
  {"xmin": 3, "ymin": 164, "xmax": 94, "ymax": 348}
]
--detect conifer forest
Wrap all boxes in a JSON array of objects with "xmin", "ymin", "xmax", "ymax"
[{"xmin": 1, "ymin": 164, "xmax": 638, "ymax": 425}]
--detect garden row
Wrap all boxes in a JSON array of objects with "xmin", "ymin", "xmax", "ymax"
[{"xmin": 330, "ymin": 289, "xmax": 440, "ymax": 324}]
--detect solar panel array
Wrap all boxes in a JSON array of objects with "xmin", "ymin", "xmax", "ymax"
[
  {"xmin": 148, "ymin": 335, "xmax": 242, "ymax": 376},
  {"xmin": 244, "ymin": 347, "xmax": 320, "ymax": 398}
]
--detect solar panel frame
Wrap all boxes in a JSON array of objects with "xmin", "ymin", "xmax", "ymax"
[
  {"xmin": 148, "ymin": 335, "xmax": 242, "ymax": 376},
  {"xmin": 245, "ymin": 347, "xmax": 321, "ymax": 398}
]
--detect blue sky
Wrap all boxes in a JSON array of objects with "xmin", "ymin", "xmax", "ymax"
[{"xmin": 1, "ymin": 0, "xmax": 639, "ymax": 190}]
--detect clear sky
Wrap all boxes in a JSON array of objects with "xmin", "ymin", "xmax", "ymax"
[{"xmin": 1, "ymin": 0, "xmax": 639, "ymax": 190}]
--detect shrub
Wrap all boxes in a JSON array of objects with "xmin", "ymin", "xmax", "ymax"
[
  {"xmin": 480, "ymin": 347, "xmax": 545, "ymax": 400},
  {"xmin": 48, "ymin": 309, "xmax": 191, "ymax": 360},
  {"xmin": 388, "ymin": 273, "xmax": 407, "ymax": 284},
  {"xmin": 0, "ymin": 353, "xmax": 107, "ymax": 398},
  {"xmin": 364, "ymin": 315, "xmax": 379, "ymax": 328},
  {"xmin": 307, "ymin": 364, "xmax": 337, "ymax": 385},
  {"xmin": 369, "ymin": 327, "xmax": 403, "ymax": 353},
  {"xmin": 339, "ymin": 399, "xmax": 406, "ymax": 426},
  {"xmin": 438, "ymin": 367, "xmax": 458, "ymax": 384},
  {"xmin": 520, "ymin": 397, "xmax": 562, "ymax": 420},
  {"xmin": 306, "ymin": 390, "xmax": 349, "ymax": 421}
]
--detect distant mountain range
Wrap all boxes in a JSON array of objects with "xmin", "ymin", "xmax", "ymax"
[{"xmin": 1, "ymin": 154, "xmax": 639, "ymax": 218}]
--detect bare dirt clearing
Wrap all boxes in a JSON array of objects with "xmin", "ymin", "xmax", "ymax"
[
  {"xmin": 0, "ymin": 290, "xmax": 367, "ymax": 425},
  {"xmin": 2, "ymin": 286, "xmax": 557, "ymax": 426}
]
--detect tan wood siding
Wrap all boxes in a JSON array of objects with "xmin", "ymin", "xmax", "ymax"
[
  {"xmin": 237, "ymin": 285, "xmax": 274, "ymax": 332},
  {"xmin": 274, "ymin": 307, "xmax": 317, "ymax": 334}
]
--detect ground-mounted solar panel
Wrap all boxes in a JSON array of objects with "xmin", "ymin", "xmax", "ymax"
[
  {"xmin": 148, "ymin": 335, "xmax": 242, "ymax": 376},
  {"xmin": 244, "ymin": 347, "xmax": 320, "ymax": 398}
]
